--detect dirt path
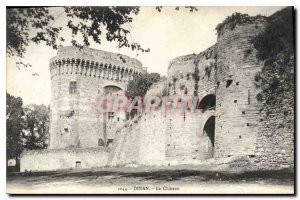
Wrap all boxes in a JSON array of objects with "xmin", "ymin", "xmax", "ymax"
[{"xmin": 6, "ymin": 168, "xmax": 294, "ymax": 194}]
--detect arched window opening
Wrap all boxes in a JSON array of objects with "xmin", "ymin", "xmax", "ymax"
[{"xmin": 197, "ymin": 94, "xmax": 216, "ymax": 112}]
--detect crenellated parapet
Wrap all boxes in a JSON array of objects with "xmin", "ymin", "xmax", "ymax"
[{"xmin": 49, "ymin": 46, "xmax": 147, "ymax": 83}]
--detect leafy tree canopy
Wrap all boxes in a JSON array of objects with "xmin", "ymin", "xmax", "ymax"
[
  {"xmin": 126, "ymin": 73, "xmax": 161, "ymax": 99},
  {"xmin": 215, "ymin": 12, "xmax": 266, "ymax": 37},
  {"xmin": 252, "ymin": 7, "xmax": 294, "ymax": 115},
  {"xmin": 6, "ymin": 92, "xmax": 50, "ymax": 163},
  {"xmin": 7, "ymin": 6, "xmax": 198, "ymax": 65},
  {"xmin": 23, "ymin": 104, "xmax": 50, "ymax": 150},
  {"xmin": 253, "ymin": 7, "xmax": 294, "ymax": 61},
  {"xmin": 6, "ymin": 92, "xmax": 24, "ymax": 161}
]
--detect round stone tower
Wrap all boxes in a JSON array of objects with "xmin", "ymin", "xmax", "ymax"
[
  {"xmin": 214, "ymin": 18, "xmax": 266, "ymax": 158},
  {"xmin": 49, "ymin": 46, "xmax": 146, "ymax": 149}
]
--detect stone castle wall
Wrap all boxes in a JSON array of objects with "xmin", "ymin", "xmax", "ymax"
[
  {"xmin": 108, "ymin": 18, "xmax": 294, "ymax": 170},
  {"xmin": 108, "ymin": 111, "xmax": 216, "ymax": 167},
  {"xmin": 21, "ymin": 13, "xmax": 294, "ymax": 172},
  {"xmin": 215, "ymin": 21, "xmax": 266, "ymax": 158},
  {"xmin": 20, "ymin": 148, "xmax": 108, "ymax": 172}
]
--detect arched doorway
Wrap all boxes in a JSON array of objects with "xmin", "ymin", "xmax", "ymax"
[
  {"xmin": 203, "ymin": 116, "xmax": 215, "ymax": 158},
  {"xmin": 104, "ymin": 85, "xmax": 122, "ymax": 95},
  {"xmin": 198, "ymin": 94, "xmax": 216, "ymax": 112},
  {"xmin": 102, "ymin": 85, "xmax": 123, "ymax": 147}
]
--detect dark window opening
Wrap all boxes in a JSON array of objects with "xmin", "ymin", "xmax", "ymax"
[
  {"xmin": 239, "ymin": 135, "xmax": 242, "ymax": 139},
  {"xmin": 248, "ymin": 155, "xmax": 255, "ymax": 158},
  {"xmin": 242, "ymin": 111, "xmax": 245, "ymax": 114},
  {"xmin": 107, "ymin": 139, "xmax": 113, "ymax": 146},
  {"xmin": 246, "ymin": 123, "xmax": 250, "ymax": 126},
  {"xmin": 217, "ymin": 82, "xmax": 220, "ymax": 88},
  {"xmin": 75, "ymin": 161, "xmax": 81, "ymax": 169},
  {"xmin": 117, "ymin": 117, "xmax": 119, "ymax": 121},
  {"xmin": 184, "ymin": 88, "xmax": 188, "ymax": 94},
  {"xmin": 187, "ymin": 74, "xmax": 190, "ymax": 80},
  {"xmin": 226, "ymin": 80, "xmax": 233, "ymax": 88},
  {"xmin": 234, "ymin": 100, "xmax": 237, "ymax": 103},
  {"xmin": 108, "ymin": 112, "xmax": 114, "ymax": 120},
  {"xmin": 197, "ymin": 94, "xmax": 216, "ymax": 112},
  {"xmin": 66, "ymin": 110, "xmax": 75, "ymax": 118},
  {"xmin": 248, "ymin": 90, "xmax": 251, "ymax": 104},
  {"xmin": 236, "ymin": 82, "xmax": 239, "ymax": 85},
  {"xmin": 98, "ymin": 139, "xmax": 105, "ymax": 146},
  {"xmin": 126, "ymin": 113, "xmax": 130, "ymax": 120},
  {"xmin": 69, "ymin": 81, "xmax": 77, "ymax": 94},
  {"xmin": 64, "ymin": 128, "xmax": 69, "ymax": 132},
  {"xmin": 104, "ymin": 85, "xmax": 122, "ymax": 95}
]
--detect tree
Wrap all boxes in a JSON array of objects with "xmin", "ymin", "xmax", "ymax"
[
  {"xmin": 7, "ymin": 6, "xmax": 198, "ymax": 66},
  {"xmin": 7, "ymin": 7, "xmax": 64, "ymax": 61},
  {"xmin": 126, "ymin": 72, "xmax": 161, "ymax": 99},
  {"xmin": 6, "ymin": 92, "xmax": 24, "ymax": 164},
  {"xmin": 252, "ymin": 7, "xmax": 294, "ymax": 114},
  {"xmin": 23, "ymin": 104, "xmax": 50, "ymax": 150}
]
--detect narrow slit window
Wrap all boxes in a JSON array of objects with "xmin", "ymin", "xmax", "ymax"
[{"xmin": 248, "ymin": 90, "xmax": 251, "ymax": 104}]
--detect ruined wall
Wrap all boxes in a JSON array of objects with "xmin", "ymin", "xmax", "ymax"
[
  {"xmin": 109, "ymin": 116, "xmax": 142, "ymax": 166},
  {"xmin": 26, "ymin": 12, "xmax": 294, "ymax": 172},
  {"xmin": 254, "ymin": 74, "xmax": 294, "ymax": 169},
  {"xmin": 109, "ymin": 110, "xmax": 218, "ymax": 167},
  {"xmin": 164, "ymin": 112, "xmax": 215, "ymax": 165},
  {"xmin": 167, "ymin": 46, "xmax": 217, "ymax": 97},
  {"xmin": 20, "ymin": 148, "xmax": 109, "ymax": 172},
  {"xmin": 161, "ymin": 47, "xmax": 217, "ymax": 165},
  {"xmin": 167, "ymin": 54, "xmax": 196, "ymax": 95},
  {"xmin": 139, "ymin": 112, "xmax": 166, "ymax": 166}
]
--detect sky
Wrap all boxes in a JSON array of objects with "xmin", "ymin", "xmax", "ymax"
[{"xmin": 6, "ymin": 6, "xmax": 284, "ymax": 106}]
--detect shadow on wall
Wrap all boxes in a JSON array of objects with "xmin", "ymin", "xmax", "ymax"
[{"xmin": 203, "ymin": 116, "xmax": 215, "ymax": 158}]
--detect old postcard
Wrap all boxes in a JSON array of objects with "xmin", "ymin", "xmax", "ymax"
[{"xmin": 6, "ymin": 6, "xmax": 295, "ymax": 194}]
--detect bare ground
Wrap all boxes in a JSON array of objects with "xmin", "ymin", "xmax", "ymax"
[{"xmin": 6, "ymin": 166, "xmax": 294, "ymax": 194}]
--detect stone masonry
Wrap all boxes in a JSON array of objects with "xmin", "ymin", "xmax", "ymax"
[{"xmin": 20, "ymin": 14, "xmax": 294, "ymax": 172}]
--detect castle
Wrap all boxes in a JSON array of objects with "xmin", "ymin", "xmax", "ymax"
[{"xmin": 20, "ymin": 14, "xmax": 294, "ymax": 172}]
